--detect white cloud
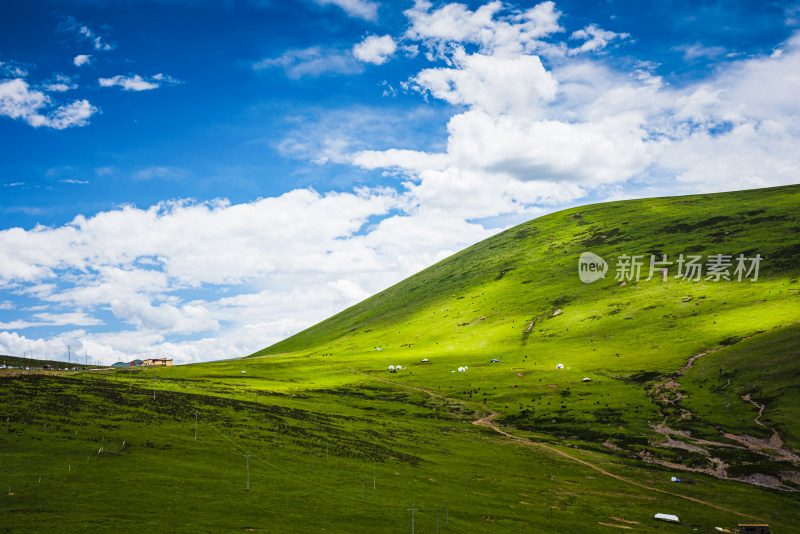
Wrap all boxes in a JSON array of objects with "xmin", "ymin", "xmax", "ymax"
[
  {"xmin": 254, "ymin": 47, "xmax": 362, "ymax": 78},
  {"xmin": 99, "ymin": 73, "xmax": 182, "ymax": 91},
  {"xmin": 0, "ymin": 79, "xmax": 48, "ymax": 122},
  {"xmin": 353, "ymin": 8, "xmax": 800, "ymax": 214},
  {"xmin": 45, "ymin": 99, "xmax": 97, "ymax": 129},
  {"xmin": 569, "ymin": 24, "xmax": 630, "ymax": 54},
  {"xmin": 0, "ymin": 79, "xmax": 98, "ymax": 129},
  {"xmin": 353, "ymin": 35, "xmax": 397, "ymax": 65},
  {"xmin": 410, "ymin": 50, "xmax": 557, "ymax": 116},
  {"xmin": 109, "ymin": 298, "xmax": 219, "ymax": 335},
  {"xmin": 73, "ymin": 54, "xmax": 93, "ymax": 67},
  {"xmin": 0, "ymin": 185, "xmax": 503, "ymax": 364},
  {"xmin": 404, "ymin": 0, "xmax": 564, "ymax": 57},
  {"xmin": 312, "ymin": 0, "xmax": 379, "ymax": 22},
  {"xmin": 0, "ymin": 300, "xmax": 13, "ymax": 310},
  {"xmin": 44, "ymin": 74, "xmax": 78, "ymax": 92},
  {"xmin": 0, "ymin": 312, "xmax": 102, "ymax": 330}
]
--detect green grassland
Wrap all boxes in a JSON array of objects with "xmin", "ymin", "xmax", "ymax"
[{"xmin": 2, "ymin": 184, "xmax": 800, "ymax": 532}]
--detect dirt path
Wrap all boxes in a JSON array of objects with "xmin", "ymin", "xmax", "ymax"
[
  {"xmin": 354, "ymin": 368, "xmax": 769, "ymax": 523},
  {"xmin": 646, "ymin": 325, "xmax": 800, "ymax": 489}
]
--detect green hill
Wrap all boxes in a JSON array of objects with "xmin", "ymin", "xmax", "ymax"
[
  {"xmin": 253, "ymin": 183, "xmax": 800, "ymax": 453},
  {"xmin": 3, "ymin": 184, "xmax": 800, "ymax": 533}
]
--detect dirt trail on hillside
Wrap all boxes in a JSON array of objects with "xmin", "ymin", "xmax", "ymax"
[{"xmin": 354, "ymin": 368, "xmax": 768, "ymax": 523}]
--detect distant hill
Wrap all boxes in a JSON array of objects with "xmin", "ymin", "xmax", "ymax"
[{"xmin": 0, "ymin": 354, "xmax": 99, "ymax": 369}]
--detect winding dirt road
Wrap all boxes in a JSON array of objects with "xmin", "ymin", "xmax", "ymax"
[{"xmin": 354, "ymin": 367, "xmax": 769, "ymax": 523}]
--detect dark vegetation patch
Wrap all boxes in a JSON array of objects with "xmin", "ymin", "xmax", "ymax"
[
  {"xmin": 770, "ymin": 242, "xmax": 800, "ymax": 271},
  {"xmin": 513, "ymin": 227, "xmax": 536, "ymax": 240},
  {"xmin": 581, "ymin": 227, "xmax": 627, "ymax": 247},
  {"xmin": 0, "ymin": 374, "xmax": 424, "ymax": 466},
  {"xmin": 624, "ymin": 371, "xmax": 663, "ymax": 384},
  {"xmin": 662, "ymin": 216, "xmax": 732, "ymax": 234}
]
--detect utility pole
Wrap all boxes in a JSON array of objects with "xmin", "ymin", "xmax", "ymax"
[
  {"xmin": 245, "ymin": 453, "xmax": 251, "ymax": 491},
  {"xmin": 68, "ymin": 345, "xmax": 71, "ymax": 364},
  {"xmin": 407, "ymin": 503, "xmax": 416, "ymax": 534}
]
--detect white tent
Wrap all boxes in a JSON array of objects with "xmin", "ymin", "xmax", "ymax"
[
  {"xmin": 653, "ymin": 513, "xmax": 680, "ymax": 523},
  {"xmin": 388, "ymin": 365, "xmax": 395, "ymax": 371},
  {"xmin": 457, "ymin": 367, "xmax": 465, "ymax": 372},
  {"xmin": 556, "ymin": 364, "xmax": 564, "ymax": 369}
]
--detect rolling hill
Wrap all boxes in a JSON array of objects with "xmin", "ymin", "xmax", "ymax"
[{"xmin": 2, "ymin": 184, "xmax": 800, "ymax": 533}]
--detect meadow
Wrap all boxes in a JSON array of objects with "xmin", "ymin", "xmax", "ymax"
[{"xmin": 2, "ymin": 184, "xmax": 800, "ymax": 532}]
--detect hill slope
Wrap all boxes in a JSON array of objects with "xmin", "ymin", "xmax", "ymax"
[
  {"xmin": 252, "ymin": 183, "xmax": 800, "ymax": 485},
  {"xmin": 255, "ymin": 184, "xmax": 800, "ymax": 358}
]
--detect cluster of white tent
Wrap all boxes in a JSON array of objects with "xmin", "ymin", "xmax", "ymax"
[{"xmin": 384, "ymin": 361, "xmax": 589, "ymax": 378}]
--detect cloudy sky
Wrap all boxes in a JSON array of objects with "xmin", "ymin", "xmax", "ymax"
[{"xmin": 2, "ymin": 0, "xmax": 799, "ymax": 365}]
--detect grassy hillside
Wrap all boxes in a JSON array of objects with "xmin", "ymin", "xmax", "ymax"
[
  {"xmin": 255, "ymin": 184, "xmax": 800, "ymax": 358},
  {"xmin": 3, "ymin": 184, "xmax": 800, "ymax": 533},
  {"xmin": 252, "ymin": 184, "xmax": 800, "ymax": 471}
]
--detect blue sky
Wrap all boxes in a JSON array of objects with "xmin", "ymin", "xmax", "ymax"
[{"xmin": 2, "ymin": 0, "xmax": 799, "ymax": 364}]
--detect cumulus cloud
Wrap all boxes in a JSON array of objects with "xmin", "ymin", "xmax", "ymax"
[
  {"xmin": 254, "ymin": 47, "xmax": 362, "ymax": 78},
  {"xmin": 410, "ymin": 50, "xmax": 557, "ymax": 115},
  {"xmin": 353, "ymin": 5, "xmax": 800, "ymax": 199},
  {"xmin": 99, "ymin": 73, "xmax": 182, "ymax": 91},
  {"xmin": 404, "ymin": 0, "xmax": 564, "ymax": 57},
  {"xmin": 0, "ymin": 187, "xmax": 497, "ymax": 363},
  {"xmin": 0, "ymin": 79, "xmax": 98, "ymax": 129},
  {"xmin": 353, "ymin": 35, "xmax": 397, "ymax": 64},
  {"xmin": 73, "ymin": 54, "xmax": 93, "ymax": 67}
]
